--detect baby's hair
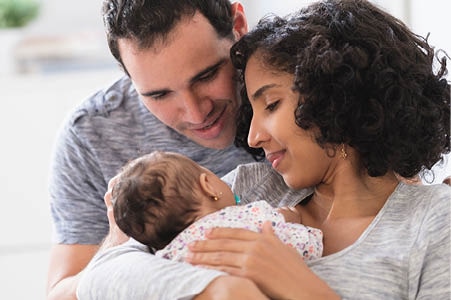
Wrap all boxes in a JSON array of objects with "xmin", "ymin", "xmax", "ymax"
[{"xmin": 112, "ymin": 151, "xmax": 205, "ymax": 250}]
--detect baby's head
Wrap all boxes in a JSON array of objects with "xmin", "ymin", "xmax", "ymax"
[{"xmin": 112, "ymin": 151, "xmax": 235, "ymax": 250}]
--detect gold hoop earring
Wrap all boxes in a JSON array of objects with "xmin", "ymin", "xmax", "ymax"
[{"xmin": 340, "ymin": 143, "xmax": 348, "ymax": 159}]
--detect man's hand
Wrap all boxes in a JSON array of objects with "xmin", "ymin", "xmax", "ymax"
[{"xmin": 100, "ymin": 175, "xmax": 129, "ymax": 251}]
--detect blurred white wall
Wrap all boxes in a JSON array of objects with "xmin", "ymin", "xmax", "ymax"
[
  {"xmin": 409, "ymin": 0, "xmax": 450, "ymax": 55},
  {"xmin": 29, "ymin": 0, "xmax": 104, "ymax": 34},
  {"xmin": 242, "ymin": 0, "xmax": 450, "ymax": 55},
  {"xmin": 28, "ymin": 0, "xmax": 451, "ymax": 53}
]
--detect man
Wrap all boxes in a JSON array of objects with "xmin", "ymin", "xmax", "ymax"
[{"xmin": 46, "ymin": 1, "xmax": 259, "ymax": 299}]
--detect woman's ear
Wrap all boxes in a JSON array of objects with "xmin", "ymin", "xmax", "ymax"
[
  {"xmin": 199, "ymin": 173, "xmax": 216, "ymax": 197},
  {"xmin": 230, "ymin": 2, "xmax": 248, "ymax": 39}
]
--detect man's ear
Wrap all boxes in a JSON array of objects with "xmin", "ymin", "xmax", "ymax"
[
  {"xmin": 199, "ymin": 173, "xmax": 216, "ymax": 197},
  {"xmin": 230, "ymin": 2, "xmax": 248, "ymax": 39}
]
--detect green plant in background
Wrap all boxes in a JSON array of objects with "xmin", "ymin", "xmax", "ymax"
[{"xmin": 0, "ymin": 0, "xmax": 40, "ymax": 28}]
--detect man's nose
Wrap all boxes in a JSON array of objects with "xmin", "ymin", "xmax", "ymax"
[{"xmin": 179, "ymin": 89, "xmax": 209, "ymax": 124}]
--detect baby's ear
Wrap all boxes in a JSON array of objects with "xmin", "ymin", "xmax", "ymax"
[{"xmin": 199, "ymin": 173, "xmax": 216, "ymax": 197}]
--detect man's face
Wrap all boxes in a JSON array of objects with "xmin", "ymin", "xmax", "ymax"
[{"xmin": 119, "ymin": 12, "xmax": 240, "ymax": 149}]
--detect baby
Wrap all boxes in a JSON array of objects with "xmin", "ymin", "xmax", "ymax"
[{"xmin": 112, "ymin": 151, "xmax": 323, "ymax": 261}]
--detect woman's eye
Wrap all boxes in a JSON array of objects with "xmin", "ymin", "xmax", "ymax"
[{"xmin": 265, "ymin": 100, "xmax": 280, "ymax": 111}]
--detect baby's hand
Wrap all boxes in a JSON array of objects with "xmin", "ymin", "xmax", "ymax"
[{"xmin": 277, "ymin": 206, "xmax": 302, "ymax": 224}]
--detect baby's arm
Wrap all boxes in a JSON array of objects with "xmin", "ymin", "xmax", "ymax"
[{"xmin": 275, "ymin": 205, "xmax": 323, "ymax": 260}]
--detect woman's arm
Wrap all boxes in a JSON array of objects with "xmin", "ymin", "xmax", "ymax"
[{"xmin": 187, "ymin": 222, "xmax": 340, "ymax": 300}]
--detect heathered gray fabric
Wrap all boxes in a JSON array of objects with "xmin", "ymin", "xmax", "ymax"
[
  {"xmin": 307, "ymin": 181, "xmax": 451, "ymax": 300},
  {"xmin": 77, "ymin": 238, "xmax": 225, "ymax": 300},
  {"xmin": 223, "ymin": 162, "xmax": 313, "ymax": 207},
  {"xmin": 77, "ymin": 162, "xmax": 450, "ymax": 300},
  {"xmin": 48, "ymin": 75, "xmax": 255, "ymax": 244}
]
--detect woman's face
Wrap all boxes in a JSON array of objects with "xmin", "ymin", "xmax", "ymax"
[{"xmin": 245, "ymin": 54, "xmax": 332, "ymax": 189}]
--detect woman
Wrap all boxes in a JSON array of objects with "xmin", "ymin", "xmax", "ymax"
[{"xmin": 187, "ymin": 0, "xmax": 451, "ymax": 298}]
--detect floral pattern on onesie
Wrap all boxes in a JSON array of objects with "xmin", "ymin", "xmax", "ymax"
[{"xmin": 156, "ymin": 200, "xmax": 323, "ymax": 261}]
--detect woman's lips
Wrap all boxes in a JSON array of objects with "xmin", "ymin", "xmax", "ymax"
[{"xmin": 266, "ymin": 150, "xmax": 285, "ymax": 169}]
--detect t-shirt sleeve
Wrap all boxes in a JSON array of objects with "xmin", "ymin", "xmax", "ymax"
[
  {"xmin": 77, "ymin": 239, "xmax": 225, "ymax": 300},
  {"xmin": 408, "ymin": 184, "xmax": 451, "ymax": 299},
  {"xmin": 221, "ymin": 166, "xmax": 237, "ymax": 188},
  {"xmin": 230, "ymin": 162, "xmax": 313, "ymax": 207},
  {"xmin": 49, "ymin": 113, "xmax": 109, "ymax": 244}
]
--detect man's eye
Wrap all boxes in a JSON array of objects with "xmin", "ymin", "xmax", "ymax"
[
  {"xmin": 198, "ymin": 69, "xmax": 218, "ymax": 82},
  {"xmin": 265, "ymin": 100, "xmax": 280, "ymax": 111},
  {"xmin": 151, "ymin": 92, "xmax": 169, "ymax": 100}
]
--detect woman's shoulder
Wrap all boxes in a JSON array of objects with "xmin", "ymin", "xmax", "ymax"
[
  {"xmin": 222, "ymin": 162, "xmax": 273, "ymax": 185},
  {"xmin": 234, "ymin": 161, "xmax": 273, "ymax": 173},
  {"xmin": 398, "ymin": 182, "xmax": 451, "ymax": 208},
  {"xmin": 387, "ymin": 182, "xmax": 450, "ymax": 227},
  {"xmin": 227, "ymin": 162, "xmax": 313, "ymax": 207},
  {"xmin": 228, "ymin": 162, "xmax": 285, "ymax": 193}
]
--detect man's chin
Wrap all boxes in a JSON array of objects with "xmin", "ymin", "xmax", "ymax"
[
  {"xmin": 195, "ymin": 138, "xmax": 234, "ymax": 150},
  {"xmin": 191, "ymin": 133, "xmax": 235, "ymax": 150}
]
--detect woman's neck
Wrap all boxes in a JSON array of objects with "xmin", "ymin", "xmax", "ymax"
[
  {"xmin": 299, "ymin": 171, "xmax": 399, "ymax": 255},
  {"xmin": 305, "ymin": 165, "xmax": 400, "ymax": 226}
]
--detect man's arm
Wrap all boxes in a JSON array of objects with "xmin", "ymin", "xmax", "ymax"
[
  {"xmin": 47, "ymin": 173, "xmax": 130, "ymax": 300},
  {"xmin": 47, "ymin": 117, "xmax": 120, "ymax": 299},
  {"xmin": 46, "ymin": 244, "xmax": 99, "ymax": 300},
  {"xmin": 194, "ymin": 276, "xmax": 269, "ymax": 300},
  {"xmin": 76, "ymin": 239, "xmax": 226, "ymax": 300}
]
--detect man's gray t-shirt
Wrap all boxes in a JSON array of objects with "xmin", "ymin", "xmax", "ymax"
[
  {"xmin": 49, "ymin": 76, "xmax": 255, "ymax": 244},
  {"xmin": 77, "ymin": 162, "xmax": 451, "ymax": 299}
]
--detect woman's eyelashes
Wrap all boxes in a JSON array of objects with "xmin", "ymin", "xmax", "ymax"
[{"xmin": 265, "ymin": 100, "xmax": 280, "ymax": 112}]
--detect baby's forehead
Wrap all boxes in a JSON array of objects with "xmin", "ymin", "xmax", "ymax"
[
  {"xmin": 198, "ymin": 165, "xmax": 220, "ymax": 178},
  {"xmin": 199, "ymin": 165, "xmax": 210, "ymax": 172}
]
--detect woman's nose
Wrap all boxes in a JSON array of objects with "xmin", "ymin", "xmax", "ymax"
[{"xmin": 247, "ymin": 116, "xmax": 267, "ymax": 148}]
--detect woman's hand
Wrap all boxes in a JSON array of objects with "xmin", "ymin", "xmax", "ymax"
[{"xmin": 187, "ymin": 221, "xmax": 339, "ymax": 299}]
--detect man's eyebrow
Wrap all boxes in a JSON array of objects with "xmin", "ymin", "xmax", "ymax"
[
  {"xmin": 251, "ymin": 84, "xmax": 279, "ymax": 101},
  {"xmin": 189, "ymin": 59, "xmax": 227, "ymax": 85}
]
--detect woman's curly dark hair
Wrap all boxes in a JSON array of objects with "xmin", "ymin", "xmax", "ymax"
[{"xmin": 232, "ymin": 0, "xmax": 450, "ymax": 180}]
